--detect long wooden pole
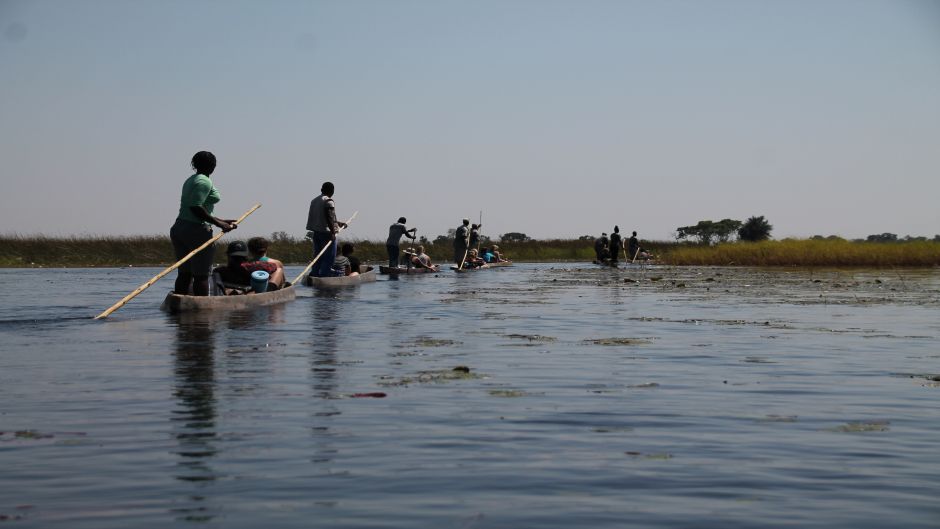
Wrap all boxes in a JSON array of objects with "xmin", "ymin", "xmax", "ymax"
[
  {"xmin": 632, "ymin": 247, "xmax": 641, "ymax": 263},
  {"xmin": 291, "ymin": 212, "xmax": 358, "ymax": 285},
  {"xmin": 94, "ymin": 203, "xmax": 261, "ymax": 320}
]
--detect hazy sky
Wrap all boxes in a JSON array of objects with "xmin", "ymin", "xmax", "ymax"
[{"xmin": 1, "ymin": 0, "xmax": 938, "ymax": 242}]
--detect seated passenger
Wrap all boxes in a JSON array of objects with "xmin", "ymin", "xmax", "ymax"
[
  {"xmin": 462, "ymin": 248, "xmax": 486, "ymax": 269},
  {"xmin": 492, "ymin": 245, "xmax": 510, "ymax": 262},
  {"xmin": 247, "ymin": 236, "xmax": 285, "ymax": 288},
  {"xmin": 410, "ymin": 245, "xmax": 435, "ymax": 269},
  {"xmin": 215, "ymin": 240, "xmax": 281, "ymax": 292},
  {"xmin": 342, "ymin": 242, "xmax": 361, "ymax": 276},
  {"xmin": 481, "ymin": 247, "xmax": 496, "ymax": 263}
]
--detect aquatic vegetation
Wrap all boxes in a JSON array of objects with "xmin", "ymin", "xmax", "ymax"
[
  {"xmin": 583, "ymin": 338, "xmax": 652, "ymax": 346},
  {"xmin": 825, "ymin": 421, "xmax": 890, "ymax": 433},
  {"xmin": 378, "ymin": 367, "xmax": 483, "ymax": 387},
  {"xmin": 625, "ymin": 451, "xmax": 674, "ymax": 460},
  {"xmin": 487, "ymin": 389, "xmax": 529, "ymax": 398}
]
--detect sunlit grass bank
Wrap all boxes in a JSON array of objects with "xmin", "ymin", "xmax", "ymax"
[
  {"xmin": 1, "ymin": 235, "xmax": 937, "ymax": 268},
  {"xmin": 662, "ymin": 239, "xmax": 940, "ymax": 267}
]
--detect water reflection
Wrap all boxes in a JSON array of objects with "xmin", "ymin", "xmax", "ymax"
[
  {"xmin": 170, "ymin": 312, "xmax": 219, "ymax": 522},
  {"xmin": 308, "ymin": 292, "xmax": 345, "ymax": 473}
]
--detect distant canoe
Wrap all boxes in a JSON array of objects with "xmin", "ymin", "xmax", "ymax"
[
  {"xmin": 379, "ymin": 265, "xmax": 440, "ymax": 275},
  {"xmin": 486, "ymin": 261, "xmax": 513, "ymax": 267},
  {"xmin": 450, "ymin": 264, "xmax": 489, "ymax": 273},
  {"xmin": 161, "ymin": 285, "xmax": 297, "ymax": 313},
  {"xmin": 304, "ymin": 265, "xmax": 377, "ymax": 287}
]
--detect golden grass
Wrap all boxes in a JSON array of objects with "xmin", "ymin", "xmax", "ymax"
[{"xmin": 660, "ymin": 239, "xmax": 940, "ymax": 267}]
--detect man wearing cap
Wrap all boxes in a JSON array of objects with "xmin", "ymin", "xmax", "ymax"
[
  {"xmin": 386, "ymin": 217, "xmax": 417, "ymax": 268},
  {"xmin": 306, "ymin": 181, "xmax": 347, "ymax": 277},
  {"xmin": 454, "ymin": 218, "xmax": 471, "ymax": 264}
]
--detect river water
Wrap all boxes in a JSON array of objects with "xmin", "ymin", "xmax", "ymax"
[{"xmin": 1, "ymin": 264, "xmax": 938, "ymax": 528}]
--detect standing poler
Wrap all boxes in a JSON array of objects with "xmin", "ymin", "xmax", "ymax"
[
  {"xmin": 170, "ymin": 151, "xmax": 237, "ymax": 296},
  {"xmin": 453, "ymin": 218, "xmax": 470, "ymax": 264},
  {"xmin": 608, "ymin": 226, "xmax": 624, "ymax": 265},
  {"xmin": 469, "ymin": 223, "xmax": 483, "ymax": 251},
  {"xmin": 386, "ymin": 217, "xmax": 417, "ymax": 268},
  {"xmin": 306, "ymin": 181, "xmax": 347, "ymax": 277}
]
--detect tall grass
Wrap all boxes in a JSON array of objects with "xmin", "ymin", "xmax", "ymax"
[
  {"xmin": 661, "ymin": 239, "xmax": 940, "ymax": 267},
  {"xmin": 2, "ymin": 235, "xmax": 937, "ymax": 268}
]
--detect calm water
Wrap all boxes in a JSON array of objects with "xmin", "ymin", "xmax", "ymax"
[{"xmin": 1, "ymin": 264, "xmax": 938, "ymax": 528}]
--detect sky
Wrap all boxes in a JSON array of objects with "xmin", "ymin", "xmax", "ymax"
[{"xmin": 1, "ymin": 0, "xmax": 938, "ymax": 242}]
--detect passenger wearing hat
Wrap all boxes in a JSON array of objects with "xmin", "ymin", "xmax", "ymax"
[
  {"xmin": 454, "ymin": 218, "xmax": 471, "ymax": 264},
  {"xmin": 386, "ymin": 216, "xmax": 417, "ymax": 268},
  {"xmin": 215, "ymin": 241, "xmax": 281, "ymax": 291}
]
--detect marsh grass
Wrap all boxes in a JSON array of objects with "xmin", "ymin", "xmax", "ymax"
[
  {"xmin": 2, "ymin": 235, "xmax": 937, "ymax": 268},
  {"xmin": 662, "ymin": 239, "xmax": 940, "ymax": 267}
]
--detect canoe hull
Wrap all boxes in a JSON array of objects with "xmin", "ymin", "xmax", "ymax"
[
  {"xmin": 304, "ymin": 266, "xmax": 377, "ymax": 287},
  {"xmin": 379, "ymin": 265, "xmax": 440, "ymax": 275},
  {"xmin": 160, "ymin": 285, "xmax": 297, "ymax": 314}
]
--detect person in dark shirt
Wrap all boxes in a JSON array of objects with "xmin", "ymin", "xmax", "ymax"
[
  {"xmin": 454, "ymin": 218, "xmax": 470, "ymax": 264},
  {"xmin": 334, "ymin": 242, "xmax": 361, "ymax": 276},
  {"xmin": 609, "ymin": 226, "xmax": 623, "ymax": 265},
  {"xmin": 594, "ymin": 233, "xmax": 610, "ymax": 263}
]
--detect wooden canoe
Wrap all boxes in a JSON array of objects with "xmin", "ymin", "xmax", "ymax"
[
  {"xmin": 160, "ymin": 284, "xmax": 297, "ymax": 313},
  {"xmin": 304, "ymin": 265, "xmax": 377, "ymax": 287},
  {"xmin": 450, "ymin": 264, "xmax": 490, "ymax": 273},
  {"xmin": 485, "ymin": 261, "xmax": 513, "ymax": 267},
  {"xmin": 379, "ymin": 265, "xmax": 440, "ymax": 275}
]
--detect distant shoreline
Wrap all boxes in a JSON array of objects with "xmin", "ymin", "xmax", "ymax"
[{"xmin": 2, "ymin": 236, "xmax": 938, "ymax": 268}]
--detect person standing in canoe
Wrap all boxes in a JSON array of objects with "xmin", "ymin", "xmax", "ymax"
[
  {"xmin": 306, "ymin": 181, "xmax": 347, "ymax": 277},
  {"xmin": 386, "ymin": 217, "xmax": 417, "ymax": 268},
  {"xmin": 609, "ymin": 226, "xmax": 623, "ymax": 265},
  {"xmin": 594, "ymin": 232, "xmax": 609, "ymax": 263},
  {"xmin": 453, "ymin": 218, "xmax": 470, "ymax": 264},
  {"xmin": 628, "ymin": 231, "xmax": 641, "ymax": 260},
  {"xmin": 170, "ymin": 151, "xmax": 237, "ymax": 296},
  {"xmin": 469, "ymin": 223, "xmax": 483, "ymax": 251}
]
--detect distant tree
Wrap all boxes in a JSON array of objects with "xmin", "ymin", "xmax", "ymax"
[
  {"xmin": 433, "ymin": 234, "xmax": 452, "ymax": 245},
  {"xmin": 676, "ymin": 219, "xmax": 740, "ymax": 244},
  {"xmin": 578, "ymin": 235, "xmax": 595, "ymax": 241},
  {"xmin": 271, "ymin": 231, "xmax": 293, "ymax": 243},
  {"xmin": 826, "ymin": 235, "xmax": 844, "ymax": 241},
  {"xmin": 903, "ymin": 235, "xmax": 927, "ymax": 242},
  {"xmin": 418, "ymin": 235, "xmax": 430, "ymax": 245},
  {"xmin": 811, "ymin": 235, "xmax": 825, "ymax": 240},
  {"xmin": 866, "ymin": 233, "xmax": 898, "ymax": 243},
  {"xmin": 500, "ymin": 232, "xmax": 530, "ymax": 242},
  {"xmin": 934, "ymin": 234, "xmax": 940, "ymax": 242},
  {"xmin": 737, "ymin": 216, "xmax": 773, "ymax": 242}
]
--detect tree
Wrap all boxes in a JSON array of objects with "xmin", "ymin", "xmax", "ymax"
[
  {"xmin": 271, "ymin": 231, "xmax": 293, "ymax": 243},
  {"xmin": 866, "ymin": 233, "xmax": 897, "ymax": 243},
  {"xmin": 500, "ymin": 232, "xmax": 530, "ymax": 242},
  {"xmin": 676, "ymin": 219, "xmax": 740, "ymax": 245},
  {"xmin": 738, "ymin": 216, "xmax": 772, "ymax": 242}
]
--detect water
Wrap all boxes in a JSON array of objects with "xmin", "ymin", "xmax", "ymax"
[{"xmin": 1, "ymin": 264, "xmax": 939, "ymax": 528}]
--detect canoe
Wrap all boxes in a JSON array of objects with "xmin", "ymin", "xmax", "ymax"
[
  {"xmin": 161, "ymin": 285, "xmax": 297, "ymax": 313},
  {"xmin": 485, "ymin": 261, "xmax": 513, "ymax": 267},
  {"xmin": 450, "ymin": 264, "xmax": 490, "ymax": 273},
  {"xmin": 379, "ymin": 265, "xmax": 440, "ymax": 275},
  {"xmin": 304, "ymin": 265, "xmax": 377, "ymax": 287}
]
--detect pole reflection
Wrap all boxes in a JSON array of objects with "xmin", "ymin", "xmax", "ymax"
[{"xmin": 170, "ymin": 311, "xmax": 219, "ymax": 522}]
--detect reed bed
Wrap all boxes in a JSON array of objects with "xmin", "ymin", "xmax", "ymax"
[
  {"xmin": 662, "ymin": 239, "xmax": 940, "ymax": 267},
  {"xmin": 2, "ymin": 235, "xmax": 937, "ymax": 268}
]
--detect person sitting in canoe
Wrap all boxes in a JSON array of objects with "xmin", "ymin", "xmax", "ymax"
[
  {"xmin": 491, "ymin": 245, "xmax": 510, "ymax": 263},
  {"xmin": 331, "ymin": 242, "xmax": 361, "ymax": 276},
  {"xmin": 409, "ymin": 245, "xmax": 435, "ymax": 270},
  {"xmin": 481, "ymin": 247, "xmax": 497, "ymax": 263},
  {"xmin": 462, "ymin": 248, "xmax": 486, "ymax": 269},
  {"xmin": 215, "ymin": 241, "xmax": 282, "ymax": 292},
  {"xmin": 247, "ymin": 236, "xmax": 286, "ymax": 287}
]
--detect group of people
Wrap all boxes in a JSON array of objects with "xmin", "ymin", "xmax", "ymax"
[
  {"xmin": 594, "ymin": 226, "xmax": 646, "ymax": 264},
  {"xmin": 169, "ymin": 151, "xmax": 511, "ymax": 296}
]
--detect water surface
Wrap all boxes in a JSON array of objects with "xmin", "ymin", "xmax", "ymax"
[{"xmin": 1, "ymin": 265, "xmax": 938, "ymax": 527}]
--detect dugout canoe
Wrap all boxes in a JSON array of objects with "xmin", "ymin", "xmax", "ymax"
[
  {"xmin": 304, "ymin": 265, "xmax": 377, "ymax": 287},
  {"xmin": 379, "ymin": 265, "xmax": 441, "ymax": 275},
  {"xmin": 160, "ymin": 284, "xmax": 297, "ymax": 313},
  {"xmin": 450, "ymin": 264, "xmax": 490, "ymax": 273},
  {"xmin": 485, "ymin": 261, "xmax": 513, "ymax": 267}
]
